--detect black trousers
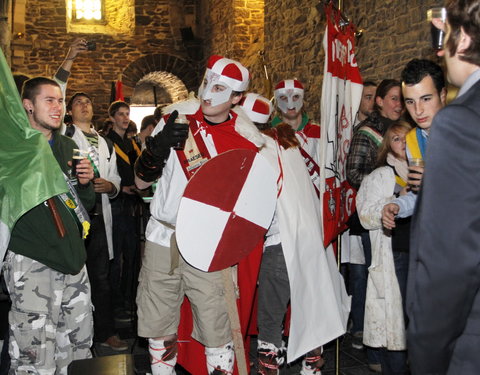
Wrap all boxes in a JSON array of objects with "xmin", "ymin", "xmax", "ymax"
[
  {"xmin": 85, "ymin": 215, "xmax": 115, "ymax": 342},
  {"xmin": 110, "ymin": 198, "xmax": 139, "ymax": 312}
]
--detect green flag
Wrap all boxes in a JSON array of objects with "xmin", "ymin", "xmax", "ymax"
[{"xmin": 0, "ymin": 48, "xmax": 68, "ymax": 256}]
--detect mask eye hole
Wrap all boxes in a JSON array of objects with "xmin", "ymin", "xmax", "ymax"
[{"xmin": 212, "ymin": 84, "xmax": 226, "ymax": 93}]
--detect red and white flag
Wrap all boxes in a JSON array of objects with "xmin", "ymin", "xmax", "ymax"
[
  {"xmin": 320, "ymin": 3, "xmax": 363, "ymax": 247},
  {"xmin": 115, "ymin": 79, "xmax": 125, "ymax": 101},
  {"xmin": 176, "ymin": 149, "xmax": 277, "ymax": 272}
]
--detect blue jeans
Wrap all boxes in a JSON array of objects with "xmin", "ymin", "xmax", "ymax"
[
  {"xmin": 348, "ymin": 231, "xmax": 372, "ymax": 334},
  {"xmin": 349, "ymin": 232, "xmax": 381, "ymax": 365}
]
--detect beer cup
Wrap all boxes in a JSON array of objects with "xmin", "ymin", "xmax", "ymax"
[
  {"xmin": 427, "ymin": 7, "xmax": 447, "ymax": 50},
  {"xmin": 408, "ymin": 158, "xmax": 424, "ymax": 191},
  {"xmin": 173, "ymin": 115, "xmax": 189, "ymax": 151},
  {"xmin": 72, "ymin": 149, "xmax": 89, "ymax": 177}
]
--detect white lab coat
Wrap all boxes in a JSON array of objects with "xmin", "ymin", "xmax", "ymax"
[
  {"xmin": 66, "ymin": 125, "xmax": 121, "ymax": 259},
  {"xmin": 356, "ymin": 166, "xmax": 406, "ymax": 350}
]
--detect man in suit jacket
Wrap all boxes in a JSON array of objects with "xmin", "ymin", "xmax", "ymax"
[{"xmin": 407, "ymin": 0, "xmax": 480, "ymax": 373}]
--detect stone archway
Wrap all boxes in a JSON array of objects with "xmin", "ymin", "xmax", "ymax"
[
  {"xmin": 131, "ymin": 71, "xmax": 188, "ymax": 106},
  {"xmin": 121, "ymin": 53, "xmax": 200, "ymax": 106}
]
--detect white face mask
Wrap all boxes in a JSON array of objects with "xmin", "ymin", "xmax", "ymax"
[
  {"xmin": 275, "ymin": 88, "xmax": 304, "ymax": 114},
  {"xmin": 198, "ymin": 70, "xmax": 233, "ymax": 107}
]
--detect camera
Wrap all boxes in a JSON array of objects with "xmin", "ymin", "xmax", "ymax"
[{"xmin": 86, "ymin": 41, "xmax": 96, "ymax": 51}]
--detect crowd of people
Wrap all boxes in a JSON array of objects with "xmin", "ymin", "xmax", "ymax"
[{"xmin": 1, "ymin": 0, "xmax": 480, "ymax": 374}]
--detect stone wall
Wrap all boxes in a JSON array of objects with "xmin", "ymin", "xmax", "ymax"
[
  {"xmin": 346, "ymin": 0, "xmax": 441, "ymax": 82},
  {"xmin": 8, "ymin": 0, "xmax": 446, "ymax": 123},
  {"xmin": 0, "ymin": 0, "xmax": 11, "ymax": 63},
  {"xmin": 200, "ymin": 0, "xmax": 265, "ymax": 96},
  {"xmin": 201, "ymin": 0, "xmax": 235, "ymax": 60},
  {"xmin": 264, "ymin": 0, "xmax": 325, "ymax": 120},
  {"xmin": 11, "ymin": 0, "xmax": 202, "ymax": 124},
  {"xmin": 263, "ymin": 0, "xmax": 442, "ymax": 120}
]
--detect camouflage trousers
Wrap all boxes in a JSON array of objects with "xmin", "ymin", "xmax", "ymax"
[{"xmin": 3, "ymin": 251, "xmax": 93, "ymax": 375}]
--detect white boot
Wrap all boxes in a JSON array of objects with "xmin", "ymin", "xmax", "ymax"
[
  {"xmin": 148, "ymin": 338, "xmax": 177, "ymax": 375},
  {"xmin": 205, "ymin": 340, "xmax": 234, "ymax": 374}
]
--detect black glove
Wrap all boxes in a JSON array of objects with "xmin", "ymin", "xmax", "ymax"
[
  {"xmin": 149, "ymin": 110, "xmax": 189, "ymax": 154},
  {"xmin": 135, "ymin": 110, "xmax": 189, "ymax": 183}
]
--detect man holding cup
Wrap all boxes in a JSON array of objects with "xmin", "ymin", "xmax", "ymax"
[
  {"xmin": 4, "ymin": 77, "xmax": 95, "ymax": 373},
  {"xmin": 65, "ymin": 92, "xmax": 127, "ymax": 351},
  {"xmin": 407, "ymin": 1, "xmax": 480, "ymax": 373},
  {"xmin": 381, "ymin": 59, "xmax": 446, "ymax": 229}
]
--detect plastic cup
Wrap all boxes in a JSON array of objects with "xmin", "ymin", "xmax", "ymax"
[
  {"xmin": 408, "ymin": 158, "xmax": 424, "ymax": 191},
  {"xmin": 173, "ymin": 115, "xmax": 189, "ymax": 151},
  {"xmin": 427, "ymin": 7, "xmax": 447, "ymax": 50},
  {"xmin": 72, "ymin": 149, "xmax": 89, "ymax": 177},
  {"xmin": 408, "ymin": 158, "xmax": 424, "ymax": 168}
]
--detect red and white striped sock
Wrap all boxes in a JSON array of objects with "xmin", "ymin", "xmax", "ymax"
[{"xmin": 148, "ymin": 338, "xmax": 177, "ymax": 375}]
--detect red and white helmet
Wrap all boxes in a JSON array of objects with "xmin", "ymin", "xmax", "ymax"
[
  {"xmin": 239, "ymin": 93, "xmax": 272, "ymax": 124},
  {"xmin": 199, "ymin": 55, "xmax": 250, "ymax": 106},
  {"xmin": 274, "ymin": 79, "xmax": 305, "ymax": 114}
]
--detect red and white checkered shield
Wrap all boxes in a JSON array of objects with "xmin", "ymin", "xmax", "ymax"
[{"xmin": 176, "ymin": 149, "xmax": 277, "ymax": 272}]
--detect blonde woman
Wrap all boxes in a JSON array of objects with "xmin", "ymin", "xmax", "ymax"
[{"xmin": 356, "ymin": 121, "xmax": 412, "ymax": 375}]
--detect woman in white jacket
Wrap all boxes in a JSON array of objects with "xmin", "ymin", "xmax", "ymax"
[{"xmin": 356, "ymin": 121, "xmax": 412, "ymax": 375}]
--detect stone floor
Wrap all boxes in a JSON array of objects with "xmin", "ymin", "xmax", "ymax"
[
  {"xmin": 90, "ymin": 318, "xmax": 375, "ymax": 375},
  {"xmin": 0, "ymin": 293, "xmax": 374, "ymax": 374}
]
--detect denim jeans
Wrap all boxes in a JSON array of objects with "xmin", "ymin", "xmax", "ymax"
[
  {"xmin": 349, "ymin": 232, "xmax": 381, "ymax": 365},
  {"xmin": 348, "ymin": 231, "xmax": 372, "ymax": 334}
]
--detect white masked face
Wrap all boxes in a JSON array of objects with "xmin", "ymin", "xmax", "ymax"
[
  {"xmin": 275, "ymin": 88, "xmax": 304, "ymax": 114},
  {"xmin": 198, "ymin": 70, "xmax": 233, "ymax": 107}
]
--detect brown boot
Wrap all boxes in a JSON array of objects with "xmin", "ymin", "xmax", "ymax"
[
  {"xmin": 100, "ymin": 335, "xmax": 129, "ymax": 351},
  {"xmin": 301, "ymin": 347, "xmax": 324, "ymax": 374},
  {"xmin": 257, "ymin": 340, "xmax": 283, "ymax": 375}
]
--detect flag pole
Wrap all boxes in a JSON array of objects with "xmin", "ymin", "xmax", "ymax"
[
  {"xmin": 335, "ymin": 235, "xmax": 341, "ymax": 375},
  {"xmin": 336, "ymin": 0, "xmax": 343, "ymax": 368},
  {"xmin": 319, "ymin": 1, "xmax": 352, "ymax": 28},
  {"xmin": 335, "ymin": 1, "xmax": 344, "ymax": 374},
  {"xmin": 259, "ymin": 50, "xmax": 272, "ymax": 100}
]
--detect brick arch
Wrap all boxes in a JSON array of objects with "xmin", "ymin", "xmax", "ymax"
[{"xmin": 121, "ymin": 53, "xmax": 200, "ymax": 93}]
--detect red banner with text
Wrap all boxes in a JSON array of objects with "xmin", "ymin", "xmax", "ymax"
[{"xmin": 320, "ymin": 3, "xmax": 363, "ymax": 247}]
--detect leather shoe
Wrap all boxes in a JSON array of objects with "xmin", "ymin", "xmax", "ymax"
[
  {"xmin": 368, "ymin": 363, "xmax": 382, "ymax": 373},
  {"xmin": 100, "ymin": 335, "xmax": 129, "ymax": 351}
]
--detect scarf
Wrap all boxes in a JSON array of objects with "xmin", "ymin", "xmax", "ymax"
[{"xmin": 387, "ymin": 152, "xmax": 408, "ymax": 183}]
